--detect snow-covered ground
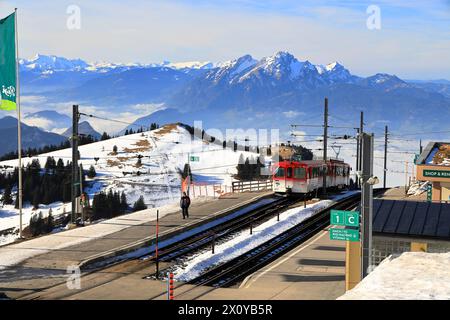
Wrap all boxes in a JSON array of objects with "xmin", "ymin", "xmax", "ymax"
[
  {"xmin": 0, "ymin": 202, "xmax": 71, "ymax": 246},
  {"xmin": 172, "ymin": 191, "xmax": 358, "ymax": 282},
  {"xmin": 407, "ymin": 180, "xmax": 429, "ymax": 196},
  {"xmin": 0, "ymin": 124, "xmax": 264, "ymax": 242},
  {"xmin": 339, "ymin": 252, "xmax": 450, "ymax": 300}
]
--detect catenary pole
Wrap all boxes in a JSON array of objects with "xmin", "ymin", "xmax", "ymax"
[
  {"xmin": 383, "ymin": 126, "xmax": 388, "ymax": 189},
  {"xmin": 322, "ymin": 98, "xmax": 328, "ymax": 196},
  {"xmin": 71, "ymin": 105, "xmax": 79, "ymax": 224},
  {"xmin": 355, "ymin": 128, "xmax": 360, "ymax": 189},
  {"xmin": 79, "ymin": 163, "xmax": 84, "ymax": 222},
  {"xmin": 358, "ymin": 111, "xmax": 364, "ymax": 180},
  {"xmin": 360, "ymin": 133, "xmax": 374, "ymax": 279}
]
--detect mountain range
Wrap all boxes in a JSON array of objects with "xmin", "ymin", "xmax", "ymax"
[
  {"xmin": 15, "ymin": 52, "xmax": 450, "ymax": 135},
  {"xmin": 0, "ymin": 116, "xmax": 67, "ymax": 157}
]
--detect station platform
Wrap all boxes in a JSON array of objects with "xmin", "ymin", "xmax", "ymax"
[
  {"xmin": 73, "ymin": 224, "xmax": 346, "ymax": 301},
  {"xmin": 12, "ymin": 226, "xmax": 346, "ymax": 301},
  {"xmin": 0, "ymin": 191, "xmax": 273, "ymax": 299},
  {"xmin": 171, "ymin": 227, "xmax": 346, "ymax": 300}
]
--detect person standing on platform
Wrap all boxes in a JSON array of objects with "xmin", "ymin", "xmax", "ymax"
[{"xmin": 180, "ymin": 192, "xmax": 191, "ymax": 219}]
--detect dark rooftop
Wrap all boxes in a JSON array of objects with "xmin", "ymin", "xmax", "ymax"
[{"xmin": 371, "ymin": 199, "xmax": 450, "ymax": 240}]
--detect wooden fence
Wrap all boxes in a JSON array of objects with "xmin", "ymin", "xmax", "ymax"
[{"xmin": 231, "ymin": 180, "xmax": 273, "ymax": 193}]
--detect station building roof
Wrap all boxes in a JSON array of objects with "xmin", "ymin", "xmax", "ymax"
[{"xmin": 371, "ymin": 199, "xmax": 450, "ymax": 241}]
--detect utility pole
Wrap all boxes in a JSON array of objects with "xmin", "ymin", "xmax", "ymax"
[
  {"xmin": 71, "ymin": 105, "xmax": 80, "ymax": 224},
  {"xmin": 358, "ymin": 111, "xmax": 364, "ymax": 181},
  {"xmin": 419, "ymin": 139, "xmax": 423, "ymax": 154},
  {"xmin": 79, "ymin": 163, "xmax": 84, "ymax": 222},
  {"xmin": 355, "ymin": 128, "xmax": 360, "ymax": 189},
  {"xmin": 323, "ymin": 98, "xmax": 328, "ymax": 196},
  {"xmin": 360, "ymin": 132, "xmax": 374, "ymax": 279},
  {"xmin": 405, "ymin": 161, "xmax": 409, "ymax": 195},
  {"xmin": 383, "ymin": 126, "xmax": 388, "ymax": 189}
]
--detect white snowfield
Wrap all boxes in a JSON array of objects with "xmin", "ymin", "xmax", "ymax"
[
  {"xmin": 0, "ymin": 124, "xmax": 263, "ymax": 244},
  {"xmin": 172, "ymin": 191, "xmax": 358, "ymax": 282},
  {"xmin": 339, "ymin": 252, "xmax": 450, "ymax": 300}
]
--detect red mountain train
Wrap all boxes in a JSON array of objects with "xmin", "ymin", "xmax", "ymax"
[{"xmin": 272, "ymin": 159, "xmax": 351, "ymax": 194}]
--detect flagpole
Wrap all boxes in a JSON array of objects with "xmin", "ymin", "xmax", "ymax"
[{"xmin": 14, "ymin": 8, "xmax": 23, "ymax": 238}]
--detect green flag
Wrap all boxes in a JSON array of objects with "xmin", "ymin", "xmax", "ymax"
[{"xmin": 0, "ymin": 12, "xmax": 17, "ymax": 111}]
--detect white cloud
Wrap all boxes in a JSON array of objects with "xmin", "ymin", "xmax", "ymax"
[
  {"xmin": 282, "ymin": 110, "xmax": 304, "ymax": 118},
  {"xmin": 22, "ymin": 117, "xmax": 53, "ymax": 130}
]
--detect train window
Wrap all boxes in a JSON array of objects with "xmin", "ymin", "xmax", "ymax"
[
  {"xmin": 275, "ymin": 167, "xmax": 285, "ymax": 178},
  {"xmin": 287, "ymin": 167, "xmax": 293, "ymax": 178},
  {"xmin": 294, "ymin": 168, "xmax": 306, "ymax": 179}
]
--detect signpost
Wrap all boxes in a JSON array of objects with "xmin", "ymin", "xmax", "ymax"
[
  {"xmin": 190, "ymin": 156, "xmax": 200, "ymax": 162},
  {"xmin": 330, "ymin": 210, "xmax": 359, "ymax": 227},
  {"xmin": 329, "ymin": 209, "xmax": 360, "ymax": 242}
]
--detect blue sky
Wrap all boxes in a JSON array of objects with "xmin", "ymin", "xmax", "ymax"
[{"xmin": 0, "ymin": 0, "xmax": 449, "ymax": 79}]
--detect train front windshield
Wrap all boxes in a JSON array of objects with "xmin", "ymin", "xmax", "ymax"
[{"xmin": 274, "ymin": 167, "xmax": 285, "ymax": 178}]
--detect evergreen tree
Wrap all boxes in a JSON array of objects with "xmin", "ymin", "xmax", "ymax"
[
  {"xmin": 120, "ymin": 191, "xmax": 128, "ymax": 212},
  {"xmin": 243, "ymin": 158, "xmax": 251, "ymax": 180},
  {"xmin": 29, "ymin": 214, "xmax": 38, "ymax": 237},
  {"xmin": 32, "ymin": 188, "xmax": 40, "ymax": 210},
  {"xmin": 133, "ymin": 196, "xmax": 147, "ymax": 212},
  {"xmin": 87, "ymin": 165, "xmax": 97, "ymax": 178},
  {"xmin": 236, "ymin": 154, "xmax": 246, "ymax": 180},
  {"xmin": 14, "ymin": 194, "xmax": 19, "ymax": 209},
  {"xmin": 101, "ymin": 132, "xmax": 110, "ymax": 141},
  {"xmin": 30, "ymin": 212, "xmax": 45, "ymax": 237},
  {"xmin": 2, "ymin": 186, "xmax": 13, "ymax": 205}
]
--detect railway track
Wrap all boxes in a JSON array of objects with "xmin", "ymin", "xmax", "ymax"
[
  {"xmin": 144, "ymin": 195, "xmax": 301, "ymax": 266},
  {"xmin": 187, "ymin": 192, "xmax": 363, "ymax": 289},
  {"xmin": 148, "ymin": 189, "xmax": 388, "ymax": 300},
  {"xmin": 18, "ymin": 194, "xmax": 297, "ymax": 299},
  {"xmin": 19, "ymin": 189, "xmax": 384, "ymax": 300}
]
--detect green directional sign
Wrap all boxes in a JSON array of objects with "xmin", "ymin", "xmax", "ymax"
[
  {"xmin": 190, "ymin": 156, "xmax": 200, "ymax": 162},
  {"xmin": 330, "ymin": 228, "xmax": 360, "ymax": 242},
  {"xmin": 330, "ymin": 210, "xmax": 359, "ymax": 227}
]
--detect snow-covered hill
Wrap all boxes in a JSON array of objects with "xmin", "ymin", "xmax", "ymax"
[{"xmin": 0, "ymin": 124, "xmax": 266, "ymax": 242}]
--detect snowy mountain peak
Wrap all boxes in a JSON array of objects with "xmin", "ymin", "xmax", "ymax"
[
  {"xmin": 326, "ymin": 61, "xmax": 342, "ymax": 72},
  {"xmin": 211, "ymin": 54, "xmax": 258, "ymax": 81},
  {"xmin": 20, "ymin": 54, "xmax": 89, "ymax": 72},
  {"xmin": 218, "ymin": 54, "xmax": 257, "ymax": 70},
  {"xmin": 163, "ymin": 61, "xmax": 215, "ymax": 70},
  {"xmin": 254, "ymin": 51, "xmax": 318, "ymax": 81}
]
